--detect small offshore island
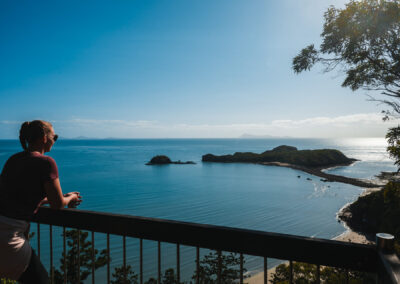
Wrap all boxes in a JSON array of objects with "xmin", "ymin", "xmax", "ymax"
[
  {"xmin": 146, "ymin": 155, "xmax": 196, "ymax": 165},
  {"xmin": 202, "ymin": 145, "xmax": 379, "ymax": 188}
]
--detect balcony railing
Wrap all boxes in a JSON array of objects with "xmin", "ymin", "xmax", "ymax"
[{"xmin": 28, "ymin": 207, "xmax": 400, "ymax": 283}]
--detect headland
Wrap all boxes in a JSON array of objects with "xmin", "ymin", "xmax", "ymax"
[{"xmin": 202, "ymin": 145, "xmax": 380, "ymax": 188}]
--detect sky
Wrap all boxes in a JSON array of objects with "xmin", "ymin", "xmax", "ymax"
[{"xmin": 0, "ymin": 0, "xmax": 397, "ymax": 138}]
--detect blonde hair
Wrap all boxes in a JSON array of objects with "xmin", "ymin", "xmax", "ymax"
[{"xmin": 19, "ymin": 120, "xmax": 53, "ymax": 151}]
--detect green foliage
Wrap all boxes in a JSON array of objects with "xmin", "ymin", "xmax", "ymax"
[
  {"xmin": 111, "ymin": 265, "xmax": 138, "ymax": 284},
  {"xmin": 0, "ymin": 279, "xmax": 16, "ymax": 284},
  {"xmin": 339, "ymin": 181, "xmax": 400, "ymax": 255},
  {"xmin": 141, "ymin": 268, "xmax": 183, "ymax": 284},
  {"xmin": 192, "ymin": 251, "xmax": 246, "ymax": 284},
  {"xmin": 293, "ymin": 0, "xmax": 400, "ymax": 114},
  {"xmin": 111, "ymin": 251, "xmax": 244, "ymax": 284},
  {"xmin": 270, "ymin": 262, "xmax": 375, "ymax": 284},
  {"xmin": 386, "ymin": 126, "xmax": 400, "ymax": 170},
  {"xmin": 161, "ymin": 268, "xmax": 181, "ymax": 284},
  {"xmin": 202, "ymin": 145, "xmax": 354, "ymax": 168},
  {"xmin": 53, "ymin": 229, "xmax": 108, "ymax": 284},
  {"xmin": 110, "ymin": 267, "xmax": 183, "ymax": 284}
]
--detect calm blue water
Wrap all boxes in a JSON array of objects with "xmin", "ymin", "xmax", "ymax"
[{"xmin": 0, "ymin": 138, "xmax": 396, "ymax": 281}]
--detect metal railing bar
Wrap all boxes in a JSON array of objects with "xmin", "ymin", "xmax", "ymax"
[
  {"xmin": 107, "ymin": 233, "xmax": 110, "ymax": 284},
  {"xmin": 32, "ymin": 207, "xmax": 378, "ymax": 272},
  {"xmin": 63, "ymin": 227, "xmax": 66, "ymax": 284},
  {"xmin": 25, "ymin": 210, "xmax": 400, "ymax": 284},
  {"xmin": 378, "ymin": 251, "xmax": 400, "ymax": 284},
  {"xmin": 37, "ymin": 223, "xmax": 41, "ymax": 259},
  {"xmin": 289, "ymin": 260, "xmax": 293, "ymax": 284},
  {"xmin": 240, "ymin": 253, "xmax": 243, "ymax": 284},
  {"xmin": 177, "ymin": 244, "xmax": 180, "ymax": 284},
  {"xmin": 158, "ymin": 241, "xmax": 161, "ymax": 284},
  {"xmin": 50, "ymin": 224, "xmax": 53, "ymax": 283},
  {"xmin": 264, "ymin": 257, "xmax": 267, "ymax": 284},
  {"xmin": 92, "ymin": 231, "xmax": 95, "ymax": 284},
  {"xmin": 140, "ymin": 238, "xmax": 143, "ymax": 284},
  {"xmin": 196, "ymin": 247, "xmax": 200, "ymax": 284},
  {"xmin": 217, "ymin": 250, "xmax": 222, "ymax": 284},
  {"xmin": 316, "ymin": 264, "xmax": 320, "ymax": 284},
  {"xmin": 123, "ymin": 235, "xmax": 127, "ymax": 281},
  {"xmin": 77, "ymin": 230, "xmax": 80, "ymax": 284}
]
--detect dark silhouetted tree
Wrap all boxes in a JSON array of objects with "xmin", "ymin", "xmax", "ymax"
[
  {"xmin": 53, "ymin": 229, "xmax": 108, "ymax": 284},
  {"xmin": 292, "ymin": 0, "xmax": 400, "ymax": 116},
  {"xmin": 111, "ymin": 265, "xmax": 138, "ymax": 284},
  {"xmin": 191, "ymin": 251, "xmax": 246, "ymax": 284}
]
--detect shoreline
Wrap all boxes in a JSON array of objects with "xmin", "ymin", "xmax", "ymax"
[{"xmin": 260, "ymin": 161, "xmax": 383, "ymax": 188}]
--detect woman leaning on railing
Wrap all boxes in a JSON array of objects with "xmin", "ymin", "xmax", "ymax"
[{"xmin": 0, "ymin": 120, "xmax": 82, "ymax": 284}]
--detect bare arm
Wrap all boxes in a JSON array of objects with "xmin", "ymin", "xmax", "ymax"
[{"xmin": 44, "ymin": 178, "xmax": 81, "ymax": 209}]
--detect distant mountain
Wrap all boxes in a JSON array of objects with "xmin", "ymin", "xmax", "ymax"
[
  {"xmin": 239, "ymin": 133, "xmax": 292, "ymax": 139},
  {"xmin": 61, "ymin": 136, "xmax": 103, "ymax": 140}
]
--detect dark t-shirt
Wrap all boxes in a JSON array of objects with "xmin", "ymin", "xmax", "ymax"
[{"xmin": 0, "ymin": 151, "xmax": 59, "ymax": 220}]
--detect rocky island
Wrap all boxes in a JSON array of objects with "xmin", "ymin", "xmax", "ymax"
[
  {"xmin": 146, "ymin": 155, "xmax": 196, "ymax": 165},
  {"xmin": 202, "ymin": 145, "xmax": 379, "ymax": 188}
]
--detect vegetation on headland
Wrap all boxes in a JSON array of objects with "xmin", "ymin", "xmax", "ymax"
[
  {"xmin": 146, "ymin": 155, "xmax": 195, "ymax": 165},
  {"xmin": 339, "ymin": 181, "xmax": 400, "ymax": 256},
  {"xmin": 202, "ymin": 145, "xmax": 356, "ymax": 169}
]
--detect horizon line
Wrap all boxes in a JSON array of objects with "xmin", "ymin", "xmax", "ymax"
[{"xmin": 0, "ymin": 136, "xmax": 388, "ymax": 140}]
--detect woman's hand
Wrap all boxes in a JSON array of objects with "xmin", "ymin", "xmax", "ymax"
[
  {"xmin": 64, "ymin": 192, "xmax": 82, "ymax": 208},
  {"xmin": 44, "ymin": 178, "xmax": 83, "ymax": 209}
]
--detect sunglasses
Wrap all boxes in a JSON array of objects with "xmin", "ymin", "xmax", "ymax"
[{"xmin": 48, "ymin": 134, "xmax": 58, "ymax": 142}]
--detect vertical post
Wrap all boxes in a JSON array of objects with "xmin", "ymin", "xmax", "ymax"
[
  {"xmin": 240, "ymin": 253, "xmax": 243, "ymax": 284},
  {"xmin": 50, "ymin": 225, "xmax": 54, "ymax": 283},
  {"xmin": 316, "ymin": 264, "xmax": 320, "ymax": 284},
  {"xmin": 217, "ymin": 250, "xmax": 222, "ymax": 284},
  {"xmin": 196, "ymin": 247, "xmax": 200, "ymax": 284},
  {"xmin": 264, "ymin": 257, "xmax": 267, "ymax": 284},
  {"xmin": 92, "ymin": 231, "xmax": 95, "ymax": 284},
  {"xmin": 63, "ymin": 227, "xmax": 67, "ymax": 284},
  {"xmin": 140, "ymin": 239, "xmax": 143, "ymax": 284},
  {"xmin": 376, "ymin": 233, "xmax": 400, "ymax": 283},
  {"xmin": 77, "ymin": 230, "xmax": 80, "ymax": 284},
  {"xmin": 123, "ymin": 236, "xmax": 127, "ymax": 281},
  {"xmin": 376, "ymin": 233, "xmax": 395, "ymax": 252},
  {"xmin": 289, "ymin": 261, "xmax": 293, "ymax": 284},
  {"xmin": 176, "ymin": 244, "xmax": 180, "ymax": 284},
  {"xmin": 107, "ymin": 234, "xmax": 110, "ymax": 284},
  {"xmin": 158, "ymin": 241, "xmax": 161, "ymax": 284}
]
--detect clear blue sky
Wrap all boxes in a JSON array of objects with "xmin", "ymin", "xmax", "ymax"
[{"xmin": 0, "ymin": 0, "xmax": 395, "ymax": 138}]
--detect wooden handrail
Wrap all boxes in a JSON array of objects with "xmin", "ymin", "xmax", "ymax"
[{"xmin": 31, "ymin": 207, "xmax": 378, "ymax": 273}]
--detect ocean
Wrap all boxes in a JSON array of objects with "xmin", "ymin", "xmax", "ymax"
[{"xmin": 0, "ymin": 138, "xmax": 395, "ymax": 282}]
